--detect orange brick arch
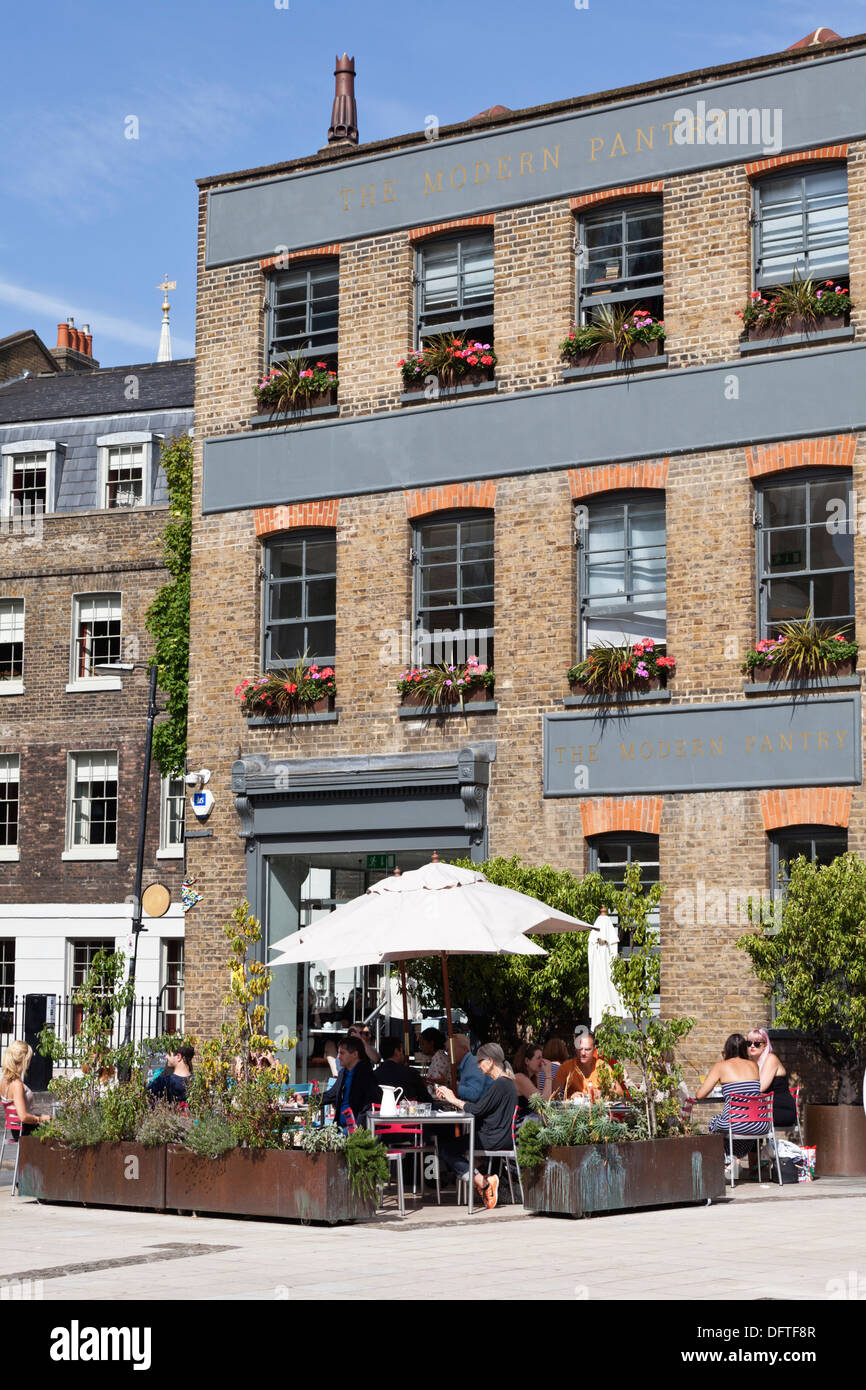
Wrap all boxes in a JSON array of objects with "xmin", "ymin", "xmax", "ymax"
[
  {"xmin": 570, "ymin": 182, "xmax": 664, "ymax": 212},
  {"xmin": 746, "ymin": 436, "xmax": 855, "ymax": 481},
  {"xmin": 745, "ymin": 144, "xmax": 847, "ymax": 178},
  {"xmin": 580, "ymin": 796, "xmax": 663, "ymax": 839},
  {"xmin": 568, "ymin": 460, "xmax": 668, "ymax": 500},
  {"xmin": 408, "ymin": 215, "xmax": 495, "ymax": 243},
  {"xmin": 254, "ymin": 499, "xmax": 340, "ymax": 538},
  {"xmin": 759, "ymin": 788, "xmax": 852, "ymax": 832},
  {"xmin": 404, "ymin": 481, "xmax": 496, "ymax": 519}
]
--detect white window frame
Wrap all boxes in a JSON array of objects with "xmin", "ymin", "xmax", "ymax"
[
  {"xmin": 1, "ymin": 439, "xmax": 65, "ymax": 517},
  {"xmin": 96, "ymin": 432, "xmax": 160, "ymax": 510},
  {"xmin": 0, "ymin": 597, "xmax": 25, "ymax": 696},
  {"xmin": 157, "ymin": 774, "xmax": 185, "ymax": 859},
  {"xmin": 0, "ymin": 754, "xmax": 20, "ymax": 862},
  {"xmin": 62, "ymin": 751, "xmax": 119, "ymax": 861},
  {"xmin": 67, "ymin": 593, "xmax": 123, "ymax": 692}
]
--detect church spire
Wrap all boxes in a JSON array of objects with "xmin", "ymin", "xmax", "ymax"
[{"xmin": 157, "ymin": 274, "xmax": 176, "ymax": 362}]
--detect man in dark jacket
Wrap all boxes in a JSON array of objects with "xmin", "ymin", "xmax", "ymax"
[
  {"xmin": 322, "ymin": 1036, "xmax": 380, "ymax": 1131},
  {"xmin": 373, "ymin": 1036, "xmax": 430, "ymax": 1102}
]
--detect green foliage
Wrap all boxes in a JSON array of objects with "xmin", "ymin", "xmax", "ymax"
[
  {"xmin": 739, "ymin": 273, "xmax": 852, "ymax": 329},
  {"xmin": 344, "ymin": 1127, "xmax": 390, "ymax": 1201},
  {"xmin": 39, "ymin": 949, "xmax": 135, "ymax": 1089},
  {"xmin": 740, "ymin": 614, "xmax": 857, "ymax": 678},
  {"xmin": 739, "ymin": 851, "xmax": 866, "ymax": 1103},
  {"xmin": 300, "ymin": 1124, "xmax": 346, "ymax": 1154},
  {"xmin": 235, "ymin": 656, "xmax": 336, "ymax": 716},
  {"xmin": 568, "ymin": 640, "xmax": 676, "ymax": 693},
  {"xmin": 182, "ymin": 1111, "xmax": 237, "ymax": 1159},
  {"xmin": 561, "ymin": 305, "xmax": 665, "ymax": 358},
  {"xmin": 145, "ymin": 434, "xmax": 192, "ymax": 776},
  {"xmin": 136, "ymin": 1100, "xmax": 190, "ymax": 1148},
  {"xmin": 256, "ymin": 354, "xmax": 338, "ymax": 412},
  {"xmin": 516, "ymin": 1099, "xmax": 637, "ymax": 1167},
  {"xmin": 397, "ymin": 656, "xmax": 495, "ymax": 706},
  {"xmin": 98, "ymin": 1082, "xmax": 146, "ymax": 1142},
  {"xmin": 595, "ymin": 862, "xmax": 694, "ymax": 1138},
  {"xmin": 40, "ymin": 1095, "xmax": 105, "ymax": 1149},
  {"xmin": 406, "ymin": 857, "xmax": 626, "ymax": 1040}
]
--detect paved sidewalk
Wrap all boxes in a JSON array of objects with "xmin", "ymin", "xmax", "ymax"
[{"xmin": 1, "ymin": 1178, "xmax": 863, "ymax": 1300}]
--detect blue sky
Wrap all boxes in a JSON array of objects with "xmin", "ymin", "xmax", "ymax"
[{"xmin": 2, "ymin": 0, "xmax": 863, "ymax": 366}]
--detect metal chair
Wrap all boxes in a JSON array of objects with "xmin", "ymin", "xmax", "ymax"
[
  {"xmin": 725, "ymin": 1092, "xmax": 780, "ymax": 1188},
  {"xmin": 1, "ymin": 1099, "xmax": 24, "ymax": 1196},
  {"xmin": 368, "ymin": 1104, "xmax": 440, "ymax": 1218},
  {"xmin": 458, "ymin": 1106, "xmax": 524, "ymax": 1206},
  {"xmin": 789, "ymin": 1084, "xmax": 804, "ymax": 1145}
]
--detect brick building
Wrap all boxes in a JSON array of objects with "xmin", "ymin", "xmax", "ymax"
[
  {"xmin": 188, "ymin": 33, "xmax": 865, "ymax": 1088},
  {"xmin": 0, "ymin": 336, "xmax": 194, "ymax": 1040}
]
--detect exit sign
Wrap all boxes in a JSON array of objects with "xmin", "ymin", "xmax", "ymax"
[{"xmin": 366, "ymin": 854, "xmax": 396, "ymax": 871}]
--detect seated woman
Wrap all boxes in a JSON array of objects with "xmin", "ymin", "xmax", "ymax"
[
  {"xmin": 434, "ymin": 1042, "xmax": 519, "ymax": 1209},
  {"xmin": 0, "ymin": 1041, "xmax": 50, "ymax": 1134},
  {"xmin": 511, "ymin": 1043, "xmax": 554, "ymax": 1119},
  {"xmin": 419, "ymin": 1028, "xmax": 450, "ymax": 1090},
  {"xmin": 696, "ymin": 1033, "xmax": 767, "ymax": 1165},
  {"xmin": 748, "ymin": 1027, "xmax": 797, "ymax": 1128},
  {"xmin": 147, "ymin": 1045, "xmax": 194, "ymax": 1105}
]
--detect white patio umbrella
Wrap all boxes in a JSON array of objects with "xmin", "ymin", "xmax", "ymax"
[{"xmin": 269, "ymin": 855, "xmax": 592, "ymax": 1084}]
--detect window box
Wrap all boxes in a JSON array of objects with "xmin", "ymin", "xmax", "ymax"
[
  {"xmin": 401, "ymin": 683, "xmax": 491, "ymax": 708},
  {"xmin": 568, "ymin": 674, "xmax": 666, "ymax": 697},
  {"xmin": 749, "ymin": 657, "xmax": 855, "ymax": 683},
  {"xmin": 236, "ymin": 665, "xmax": 336, "ymax": 719},
  {"xmin": 568, "ymin": 643, "xmax": 674, "ymax": 697},
  {"xmin": 256, "ymin": 360, "xmax": 339, "ymax": 418},
  {"xmin": 401, "ymin": 366, "xmax": 496, "ymax": 398},
  {"xmin": 566, "ymin": 338, "xmax": 664, "ymax": 370},
  {"xmin": 747, "ymin": 312, "xmax": 849, "ymax": 342}
]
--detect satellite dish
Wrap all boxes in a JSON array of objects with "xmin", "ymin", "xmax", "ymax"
[{"xmin": 142, "ymin": 883, "xmax": 171, "ymax": 918}]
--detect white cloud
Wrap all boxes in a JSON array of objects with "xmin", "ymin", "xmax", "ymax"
[{"xmin": 0, "ymin": 278, "xmax": 194, "ymax": 357}]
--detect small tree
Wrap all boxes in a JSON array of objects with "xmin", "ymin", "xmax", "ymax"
[
  {"xmin": 739, "ymin": 851, "xmax": 866, "ymax": 1103},
  {"xmin": 595, "ymin": 862, "xmax": 694, "ymax": 1138}
]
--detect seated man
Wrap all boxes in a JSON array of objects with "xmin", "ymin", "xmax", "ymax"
[
  {"xmin": 451, "ymin": 1033, "xmax": 492, "ymax": 1102},
  {"xmin": 322, "ymin": 1036, "xmax": 380, "ymax": 1131},
  {"xmin": 553, "ymin": 1029, "xmax": 622, "ymax": 1100},
  {"xmin": 435, "ymin": 1043, "xmax": 518, "ymax": 1209},
  {"xmin": 373, "ymin": 1036, "xmax": 430, "ymax": 1102}
]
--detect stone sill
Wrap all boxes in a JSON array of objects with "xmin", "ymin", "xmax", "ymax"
[
  {"xmin": 400, "ymin": 380, "xmax": 499, "ymax": 405},
  {"xmin": 0, "ymin": 847, "xmax": 20, "ymax": 862},
  {"xmin": 562, "ymin": 354, "xmax": 668, "ymax": 381},
  {"xmin": 563, "ymin": 690, "xmax": 672, "ymax": 707},
  {"xmin": 249, "ymin": 404, "xmax": 340, "ymax": 426},
  {"xmin": 0, "ymin": 682, "xmax": 24, "ymax": 697},
  {"xmin": 744, "ymin": 674, "xmax": 861, "ymax": 695},
  {"xmin": 246, "ymin": 710, "xmax": 339, "ymax": 726},
  {"xmin": 398, "ymin": 700, "xmax": 498, "ymax": 718},
  {"xmin": 738, "ymin": 325, "xmax": 855, "ymax": 355}
]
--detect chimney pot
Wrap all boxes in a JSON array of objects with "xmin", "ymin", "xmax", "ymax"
[
  {"xmin": 84, "ymin": 332, "xmax": 93, "ymax": 356},
  {"xmin": 57, "ymin": 322, "xmax": 70, "ymax": 349},
  {"xmin": 328, "ymin": 53, "xmax": 358, "ymax": 146},
  {"xmin": 67, "ymin": 316, "xmax": 75, "ymax": 328}
]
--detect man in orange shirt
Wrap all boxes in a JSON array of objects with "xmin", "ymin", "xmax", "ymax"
[{"xmin": 552, "ymin": 1028, "xmax": 622, "ymax": 1100}]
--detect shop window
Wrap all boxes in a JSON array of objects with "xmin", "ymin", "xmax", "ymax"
[
  {"xmin": 579, "ymin": 494, "xmax": 666, "ymax": 653},
  {"xmin": 577, "ymin": 200, "xmax": 663, "ymax": 325},
  {"xmin": 754, "ymin": 166, "xmax": 848, "ymax": 288},
  {"xmin": 262, "ymin": 530, "xmax": 336, "ymax": 669},
  {"xmin": 268, "ymin": 259, "xmax": 339, "ymax": 370},
  {"xmin": 756, "ymin": 474, "xmax": 854, "ymax": 639},
  {"xmin": 413, "ymin": 512, "xmax": 494, "ymax": 668},
  {"xmin": 416, "ymin": 233, "xmax": 494, "ymax": 346}
]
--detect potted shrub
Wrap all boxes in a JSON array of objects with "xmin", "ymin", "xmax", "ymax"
[
  {"xmin": 255, "ymin": 354, "xmax": 338, "ymax": 416},
  {"xmin": 738, "ymin": 274, "xmax": 852, "ymax": 341},
  {"xmin": 399, "ymin": 335, "xmax": 497, "ymax": 394},
  {"xmin": 740, "ymin": 853, "xmax": 866, "ymax": 1175},
  {"xmin": 741, "ymin": 618, "xmax": 857, "ymax": 683},
  {"xmin": 567, "ymin": 639, "xmax": 675, "ymax": 695},
  {"xmin": 520, "ymin": 864, "xmax": 725, "ymax": 1215},
  {"xmin": 236, "ymin": 656, "xmax": 336, "ymax": 718},
  {"xmin": 561, "ymin": 306, "xmax": 665, "ymax": 369},
  {"xmin": 397, "ymin": 655, "xmax": 495, "ymax": 710}
]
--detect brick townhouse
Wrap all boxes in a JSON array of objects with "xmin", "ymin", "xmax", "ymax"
[
  {"xmin": 187, "ymin": 30, "xmax": 866, "ymax": 1087},
  {"xmin": 0, "ymin": 330, "xmax": 194, "ymax": 1044}
]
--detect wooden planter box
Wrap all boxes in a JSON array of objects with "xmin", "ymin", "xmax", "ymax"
[
  {"xmin": 165, "ymin": 1146, "xmax": 377, "ymax": 1224},
  {"xmin": 403, "ymin": 366, "xmax": 495, "ymax": 395},
  {"xmin": 520, "ymin": 1134, "xmax": 725, "ymax": 1216},
  {"xmin": 246, "ymin": 694, "xmax": 335, "ymax": 717},
  {"xmin": 569, "ymin": 675, "xmax": 664, "ymax": 697},
  {"xmin": 747, "ymin": 313, "xmax": 848, "ymax": 341},
  {"xmin": 564, "ymin": 338, "xmax": 663, "ymax": 369},
  {"xmin": 749, "ymin": 659, "xmax": 854, "ymax": 683},
  {"xmin": 258, "ymin": 387, "xmax": 336, "ymax": 416},
  {"xmin": 805, "ymin": 1105, "xmax": 866, "ymax": 1176},
  {"xmin": 18, "ymin": 1138, "xmax": 166, "ymax": 1209},
  {"xmin": 401, "ymin": 684, "xmax": 491, "ymax": 708}
]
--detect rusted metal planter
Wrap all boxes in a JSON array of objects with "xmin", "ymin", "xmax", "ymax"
[
  {"xmin": 18, "ymin": 1138, "xmax": 166, "ymax": 1209},
  {"xmin": 806, "ymin": 1105, "xmax": 866, "ymax": 1176},
  {"xmin": 520, "ymin": 1135, "xmax": 725, "ymax": 1217},
  {"xmin": 165, "ymin": 1146, "xmax": 377, "ymax": 1224}
]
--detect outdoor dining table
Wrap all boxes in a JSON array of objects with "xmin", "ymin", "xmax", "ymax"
[{"xmin": 367, "ymin": 1107, "xmax": 477, "ymax": 1214}]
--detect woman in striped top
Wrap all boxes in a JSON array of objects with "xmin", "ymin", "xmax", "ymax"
[{"xmin": 697, "ymin": 1033, "xmax": 769, "ymax": 1157}]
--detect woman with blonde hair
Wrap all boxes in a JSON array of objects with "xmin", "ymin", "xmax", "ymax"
[
  {"xmin": 1, "ymin": 1041, "xmax": 50, "ymax": 1133},
  {"xmin": 747, "ymin": 1026, "xmax": 797, "ymax": 1128}
]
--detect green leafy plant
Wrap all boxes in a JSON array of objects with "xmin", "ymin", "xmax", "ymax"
[
  {"xmin": 235, "ymin": 656, "xmax": 336, "ymax": 717},
  {"xmin": 98, "ymin": 1082, "xmax": 147, "ymax": 1142},
  {"xmin": 516, "ymin": 1099, "xmax": 637, "ymax": 1167},
  {"xmin": 146, "ymin": 434, "xmax": 192, "ymax": 777},
  {"xmin": 568, "ymin": 639, "xmax": 676, "ymax": 693},
  {"xmin": 398, "ymin": 335, "xmax": 497, "ymax": 389},
  {"xmin": 182, "ymin": 1111, "xmax": 237, "ymax": 1159},
  {"xmin": 595, "ymin": 862, "xmax": 694, "ymax": 1138},
  {"xmin": 39, "ymin": 949, "xmax": 135, "ymax": 1089},
  {"xmin": 397, "ymin": 655, "xmax": 494, "ymax": 708},
  {"xmin": 256, "ymin": 354, "xmax": 338, "ymax": 413},
  {"xmin": 738, "ymin": 274, "xmax": 852, "ymax": 331},
  {"xmin": 560, "ymin": 305, "xmax": 665, "ymax": 360},
  {"xmin": 135, "ymin": 1100, "xmax": 190, "ymax": 1148},
  {"xmin": 741, "ymin": 615, "xmax": 857, "ymax": 678},
  {"xmin": 344, "ymin": 1127, "xmax": 390, "ymax": 1200},
  {"xmin": 739, "ymin": 851, "xmax": 866, "ymax": 1104},
  {"xmin": 39, "ymin": 1095, "xmax": 105, "ymax": 1149},
  {"xmin": 300, "ymin": 1124, "xmax": 346, "ymax": 1154}
]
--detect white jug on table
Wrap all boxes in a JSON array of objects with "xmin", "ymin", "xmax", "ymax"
[{"xmin": 379, "ymin": 1084, "xmax": 403, "ymax": 1118}]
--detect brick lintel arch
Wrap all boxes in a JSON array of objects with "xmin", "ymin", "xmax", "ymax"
[
  {"xmin": 254, "ymin": 499, "xmax": 340, "ymax": 538},
  {"xmin": 745, "ymin": 144, "xmax": 848, "ymax": 178},
  {"xmin": 408, "ymin": 215, "xmax": 496, "ymax": 244},
  {"xmin": 570, "ymin": 181, "xmax": 664, "ymax": 212},
  {"xmin": 259, "ymin": 243, "xmax": 340, "ymax": 272},
  {"xmin": 746, "ymin": 435, "xmax": 855, "ymax": 481},
  {"xmin": 568, "ymin": 459, "xmax": 668, "ymax": 500},
  {"xmin": 404, "ymin": 481, "xmax": 496, "ymax": 519},
  {"xmin": 760, "ymin": 787, "xmax": 851, "ymax": 832},
  {"xmin": 580, "ymin": 796, "xmax": 663, "ymax": 839}
]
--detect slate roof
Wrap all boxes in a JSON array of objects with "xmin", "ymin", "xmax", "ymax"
[{"xmin": 0, "ymin": 358, "xmax": 194, "ymax": 424}]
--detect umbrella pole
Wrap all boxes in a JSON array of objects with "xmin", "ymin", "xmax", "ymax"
[
  {"xmin": 400, "ymin": 961, "xmax": 411, "ymax": 1060},
  {"xmin": 441, "ymin": 952, "xmax": 458, "ymax": 1093}
]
